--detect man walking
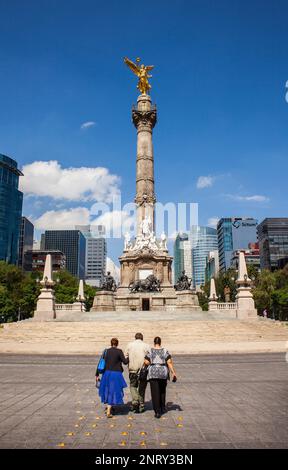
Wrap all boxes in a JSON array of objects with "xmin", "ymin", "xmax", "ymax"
[{"xmin": 125, "ymin": 332, "xmax": 150, "ymax": 413}]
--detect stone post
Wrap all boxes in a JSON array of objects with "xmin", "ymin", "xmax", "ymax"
[
  {"xmin": 72, "ymin": 279, "xmax": 86, "ymax": 312},
  {"xmin": 208, "ymin": 278, "xmax": 218, "ymax": 311},
  {"xmin": 132, "ymin": 94, "xmax": 157, "ymax": 236},
  {"xmin": 34, "ymin": 254, "xmax": 56, "ymax": 321},
  {"xmin": 236, "ymin": 251, "xmax": 257, "ymax": 319}
]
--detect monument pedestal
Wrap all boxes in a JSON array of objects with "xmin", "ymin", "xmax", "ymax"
[
  {"xmin": 236, "ymin": 287, "xmax": 258, "ymax": 319},
  {"xmin": 34, "ymin": 288, "xmax": 56, "ymax": 321},
  {"xmin": 91, "ymin": 291, "xmax": 115, "ymax": 312},
  {"xmin": 176, "ymin": 290, "xmax": 201, "ymax": 311},
  {"xmin": 115, "ymin": 247, "xmax": 177, "ymax": 311}
]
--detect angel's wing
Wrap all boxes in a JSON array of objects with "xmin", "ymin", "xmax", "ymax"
[
  {"xmin": 145, "ymin": 65, "xmax": 154, "ymax": 71},
  {"xmin": 124, "ymin": 57, "xmax": 140, "ymax": 76}
]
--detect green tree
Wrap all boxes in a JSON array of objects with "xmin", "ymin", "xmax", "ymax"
[
  {"xmin": 53, "ymin": 270, "xmax": 78, "ymax": 304},
  {"xmin": 0, "ymin": 261, "xmax": 40, "ymax": 322},
  {"xmin": 84, "ymin": 284, "xmax": 98, "ymax": 311}
]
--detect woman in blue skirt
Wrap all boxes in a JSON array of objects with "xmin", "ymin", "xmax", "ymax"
[{"xmin": 96, "ymin": 337, "xmax": 128, "ymax": 418}]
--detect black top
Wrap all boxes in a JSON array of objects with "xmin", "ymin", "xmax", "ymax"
[{"xmin": 96, "ymin": 347, "xmax": 128, "ymax": 376}]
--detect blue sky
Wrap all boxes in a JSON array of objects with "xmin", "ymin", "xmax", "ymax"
[{"xmin": 0, "ymin": 0, "xmax": 287, "ymax": 263}]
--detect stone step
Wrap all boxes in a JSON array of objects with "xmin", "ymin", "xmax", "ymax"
[{"xmin": 0, "ymin": 318, "xmax": 287, "ymax": 355}]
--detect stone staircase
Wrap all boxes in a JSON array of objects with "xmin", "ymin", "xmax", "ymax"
[{"xmin": 0, "ymin": 315, "xmax": 287, "ymax": 355}]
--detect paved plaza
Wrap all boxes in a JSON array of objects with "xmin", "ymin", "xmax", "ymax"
[{"xmin": 0, "ymin": 353, "xmax": 287, "ymax": 449}]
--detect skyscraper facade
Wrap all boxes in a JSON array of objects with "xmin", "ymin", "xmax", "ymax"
[
  {"xmin": 75, "ymin": 225, "xmax": 107, "ymax": 287},
  {"xmin": 217, "ymin": 217, "xmax": 258, "ymax": 272},
  {"xmin": 205, "ymin": 250, "xmax": 219, "ymax": 282},
  {"xmin": 173, "ymin": 233, "xmax": 192, "ymax": 283},
  {"xmin": 0, "ymin": 154, "xmax": 23, "ymax": 264},
  {"xmin": 18, "ymin": 216, "xmax": 34, "ymax": 270},
  {"xmin": 43, "ymin": 230, "xmax": 86, "ymax": 279},
  {"xmin": 190, "ymin": 226, "xmax": 218, "ymax": 289},
  {"xmin": 257, "ymin": 218, "xmax": 288, "ymax": 270},
  {"xmin": 26, "ymin": 250, "xmax": 66, "ymax": 273}
]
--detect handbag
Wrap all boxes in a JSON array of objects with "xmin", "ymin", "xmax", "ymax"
[
  {"xmin": 97, "ymin": 349, "xmax": 107, "ymax": 374},
  {"xmin": 138, "ymin": 364, "xmax": 149, "ymax": 381}
]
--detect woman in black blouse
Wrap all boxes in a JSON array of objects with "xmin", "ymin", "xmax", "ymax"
[{"xmin": 96, "ymin": 338, "xmax": 128, "ymax": 418}]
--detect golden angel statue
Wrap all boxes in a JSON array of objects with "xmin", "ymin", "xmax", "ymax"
[{"xmin": 124, "ymin": 57, "xmax": 154, "ymax": 95}]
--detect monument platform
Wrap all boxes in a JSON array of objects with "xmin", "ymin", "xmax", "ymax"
[{"xmin": 0, "ymin": 316, "xmax": 287, "ymax": 355}]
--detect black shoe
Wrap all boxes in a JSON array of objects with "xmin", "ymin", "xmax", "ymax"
[
  {"xmin": 161, "ymin": 407, "xmax": 167, "ymax": 414},
  {"xmin": 130, "ymin": 406, "xmax": 139, "ymax": 413},
  {"xmin": 154, "ymin": 412, "xmax": 161, "ymax": 419}
]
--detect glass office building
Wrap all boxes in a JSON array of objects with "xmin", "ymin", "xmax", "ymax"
[
  {"xmin": 18, "ymin": 216, "xmax": 34, "ymax": 270},
  {"xmin": 217, "ymin": 217, "xmax": 258, "ymax": 272},
  {"xmin": 173, "ymin": 233, "xmax": 192, "ymax": 283},
  {"xmin": 75, "ymin": 225, "xmax": 107, "ymax": 287},
  {"xmin": 205, "ymin": 250, "xmax": 219, "ymax": 282},
  {"xmin": 190, "ymin": 226, "xmax": 218, "ymax": 289},
  {"xmin": 257, "ymin": 218, "xmax": 288, "ymax": 270},
  {"xmin": 43, "ymin": 230, "xmax": 86, "ymax": 279},
  {"xmin": 0, "ymin": 154, "xmax": 23, "ymax": 264}
]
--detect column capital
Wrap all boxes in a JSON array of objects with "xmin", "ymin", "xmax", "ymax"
[{"xmin": 132, "ymin": 108, "xmax": 157, "ymax": 129}]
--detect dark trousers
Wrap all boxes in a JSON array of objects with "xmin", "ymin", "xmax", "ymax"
[
  {"xmin": 129, "ymin": 373, "xmax": 147, "ymax": 409},
  {"xmin": 149, "ymin": 379, "xmax": 167, "ymax": 414}
]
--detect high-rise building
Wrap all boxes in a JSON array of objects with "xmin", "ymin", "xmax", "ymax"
[
  {"xmin": 18, "ymin": 217, "xmax": 34, "ymax": 270},
  {"xmin": 43, "ymin": 230, "xmax": 86, "ymax": 279},
  {"xmin": 230, "ymin": 243, "xmax": 260, "ymax": 271},
  {"xmin": 173, "ymin": 233, "xmax": 192, "ymax": 283},
  {"xmin": 75, "ymin": 225, "xmax": 107, "ymax": 287},
  {"xmin": 26, "ymin": 250, "xmax": 66, "ymax": 273},
  {"xmin": 190, "ymin": 226, "xmax": 218, "ymax": 289},
  {"xmin": 205, "ymin": 250, "xmax": 219, "ymax": 282},
  {"xmin": 0, "ymin": 154, "xmax": 23, "ymax": 264},
  {"xmin": 257, "ymin": 218, "xmax": 288, "ymax": 270},
  {"xmin": 217, "ymin": 217, "xmax": 258, "ymax": 272}
]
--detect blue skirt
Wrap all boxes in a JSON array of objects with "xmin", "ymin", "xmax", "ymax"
[{"xmin": 99, "ymin": 371, "xmax": 127, "ymax": 405}]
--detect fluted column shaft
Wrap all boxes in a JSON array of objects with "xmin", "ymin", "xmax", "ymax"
[{"xmin": 132, "ymin": 94, "xmax": 157, "ymax": 237}]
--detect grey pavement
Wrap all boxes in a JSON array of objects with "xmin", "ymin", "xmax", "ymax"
[{"xmin": 0, "ymin": 353, "xmax": 287, "ymax": 449}]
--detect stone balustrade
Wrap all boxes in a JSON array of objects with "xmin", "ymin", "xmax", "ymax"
[
  {"xmin": 55, "ymin": 304, "xmax": 74, "ymax": 311},
  {"xmin": 216, "ymin": 302, "xmax": 237, "ymax": 310}
]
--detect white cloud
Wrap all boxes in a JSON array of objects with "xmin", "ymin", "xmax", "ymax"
[
  {"xmin": 196, "ymin": 175, "xmax": 214, "ymax": 189},
  {"xmin": 33, "ymin": 207, "xmax": 136, "ymax": 235},
  {"xmin": 207, "ymin": 217, "xmax": 219, "ymax": 228},
  {"xmin": 92, "ymin": 210, "xmax": 136, "ymax": 234},
  {"xmin": 34, "ymin": 207, "xmax": 90, "ymax": 230},
  {"xmin": 80, "ymin": 121, "xmax": 96, "ymax": 129},
  {"xmin": 227, "ymin": 194, "xmax": 270, "ymax": 202},
  {"xmin": 20, "ymin": 160, "xmax": 120, "ymax": 203},
  {"xmin": 106, "ymin": 257, "xmax": 120, "ymax": 283}
]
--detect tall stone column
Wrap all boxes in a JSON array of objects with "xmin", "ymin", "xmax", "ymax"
[{"xmin": 132, "ymin": 94, "xmax": 157, "ymax": 236}]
